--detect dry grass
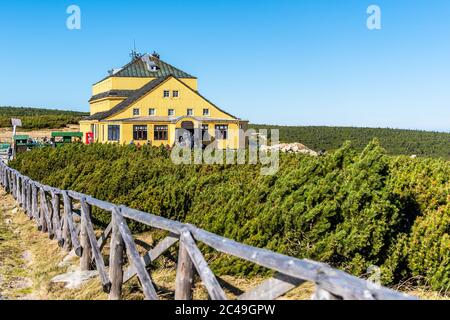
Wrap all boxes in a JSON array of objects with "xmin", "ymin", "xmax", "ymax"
[{"xmin": 0, "ymin": 188, "xmax": 447, "ymax": 300}]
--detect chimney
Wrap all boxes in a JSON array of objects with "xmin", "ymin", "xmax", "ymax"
[{"xmin": 151, "ymin": 51, "xmax": 160, "ymax": 61}]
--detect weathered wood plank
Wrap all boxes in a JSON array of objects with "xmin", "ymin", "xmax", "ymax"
[
  {"xmin": 26, "ymin": 180, "xmax": 32, "ymax": 218},
  {"xmin": 62, "ymin": 191, "xmax": 81, "ymax": 255},
  {"xmin": 187, "ymin": 225, "xmax": 414, "ymax": 300},
  {"xmin": 38, "ymin": 188, "xmax": 49, "ymax": 233},
  {"xmin": 16, "ymin": 174, "xmax": 20, "ymax": 203},
  {"xmin": 31, "ymin": 183, "xmax": 40, "ymax": 227},
  {"xmin": 109, "ymin": 213, "xmax": 124, "ymax": 300},
  {"xmin": 238, "ymin": 273, "xmax": 305, "ymax": 300},
  {"xmin": 113, "ymin": 208, "xmax": 158, "ymax": 300},
  {"xmin": 119, "ymin": 206, "xmax": 184, "ymax": 234},
  {"xmin": 80, "ymin": 197, "xmax": 110, "ymax": 292},
  {"xmin": 40, "ymin": 189, "xmax": 55, "ymax": 238},
  {"xmin": 180, "ymin": 230, "xmax": 227, "ymax": 300},
  {"xmin": 80, "ymin": 199, "xmax": 92, "ymax": 271},
  {"xmin": 98, "ymin": 222, "xmax": 113, "ymax": 252},
  {"xmin": 175, "ymin": 236, "xmax": 194, "ymax": 300},
  {"xmin": 311, "ymin": 285, "xmax": 341, "ymax": 300},
  {"xmin": 21, "ymin": 177, "xmax": 26, "ymax": 209},
  {"xmin": 123, "ymin": 233, "xmax": 179, "ymax": 283},
  {"xmin": 51, "ymin": 191, "xmax": 63, "ymax": 246}
]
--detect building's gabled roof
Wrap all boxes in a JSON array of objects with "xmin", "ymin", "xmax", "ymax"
[
  {"xmin": 94, "ymin": 54, "xmax": 196, "ymax": 85},
  {"xmin": 89, "ymin": 89, "xmax": 135, "ymax": 102},
  {"xmin": 104, "ymin": 115, "xmax": 241, "ymax": 123},
  {"xmin": 86, "ymin": 76, "xmax": 170, "ymax": 120},
  {"xmin": 87, "ymin": 75, "xmax": 241, "ymax": 121}
]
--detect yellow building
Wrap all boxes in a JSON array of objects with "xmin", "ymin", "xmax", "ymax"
[{"xmin": 80, "ymin": 52, "xmax": 248, "ymax": 149}]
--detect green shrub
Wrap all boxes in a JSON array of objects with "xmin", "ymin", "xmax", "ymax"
[{"xmin": 9, "ymin": 140, "xmax": 450, "ymax": 291}]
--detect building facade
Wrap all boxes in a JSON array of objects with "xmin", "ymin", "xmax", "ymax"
[{"xmin": 80, "ymin": 52, "xmax": 248, "ymax": 149}]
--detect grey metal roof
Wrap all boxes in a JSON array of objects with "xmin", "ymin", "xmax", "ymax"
[
  {"xmin": 94, "ymin": 54, "xmax": 196, "ymax": 85},
  {"xmin": 105, "ymin": 116, "xmax": 241, "ymax": 123},
  {"xmin": 89, "ymin": 90, "xmax": 135, "ymax": 102},
  {"xmin": 86, "ymin": 75, "xmax": 241, "ymax": 122},
  {"xmin": 86, "ymin": 76, "xmax": 170, "ymax": 120}
]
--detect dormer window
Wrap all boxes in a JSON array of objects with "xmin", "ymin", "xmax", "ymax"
[
  {"xmin": 203, "ymin": 108, "xmax": 210, "ymax": 116},
  {"xmin": 133, "ymin": 108, "xmax": 140, "ymax": 116},
  {"xmin": 168, "ymin": 109, "xmax": 175, "ymax": 116},
  {"xmin": 173, "ymin": 91, "xmax": 179, "ymax": 98},
  {"xmin": 187, "ymin": 108, "xmax": 193, "ymax": 116},
  {"xmin": 163, "ymin": 90, "xmax": 170, "ymax": 98}
]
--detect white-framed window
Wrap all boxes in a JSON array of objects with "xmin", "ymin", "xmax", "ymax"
[
  {"xmin": 108, "ymin": 125, "xmax": 120, "ymax": 141},
  {"xmin": 203, "ymin": 108, "xmax": 210, "ymax": 116},
  {"xmin": 168, "ymin": 109, "xmax": 175, "ymax": 116},
  {"xmin": 163, "ymin": 90, "xmax": 170, "ymax": 98},
  {"xmin": 149, "ymin": 108, "xmax": 155, "ymax": 116},
  {"xmin": 133, "ymin": 108, "xmax": 140, "ymax": 116},
  {"xmin": 133, "ymin": 125, "xmax": 148, "ymax": 140},
  {"xmin": 187, "ymin": 108, "xmax": 193, "ymax": 116},
  {"xmin": 215, "ymin": 124, "xmax": 228, "ymax": 140},
  {"xmin": 173, "ymin": 90, "xmax": 179, "ymax": 98},
  {"xmin": 154, "ymin": 125, "xmax": 168, "ymax": 140},
  {"xmin": 201, "ymin": 124, "xmax": 209, "ymax": 140}
]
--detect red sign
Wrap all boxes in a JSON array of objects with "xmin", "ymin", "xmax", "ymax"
[{"xmin": 85, "ymin": 132, "xmax": 94, "ymax": 144}]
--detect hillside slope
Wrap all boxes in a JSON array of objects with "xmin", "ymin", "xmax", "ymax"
[
  {"xmin": 0, "ymin": 106, "xmax": 87, "ymax": 130},
  {"xmin": 250, "ymin": 125, "xmax": 450, "ymax": 159}
]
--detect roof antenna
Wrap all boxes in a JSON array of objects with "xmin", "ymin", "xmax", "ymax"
[{"xmin": 130, "ymin": 39, "xmax": 140, "ymax": 60}]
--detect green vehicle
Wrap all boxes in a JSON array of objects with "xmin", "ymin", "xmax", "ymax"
[
  {"xmin": 51, "ymin": 132, "xmax": 83, "ymax": 146},
  {"xmin": 0, "ymin": 142, "xmax": 11, "ymax": 159},
  {"xmin": 13, "ymin": 135, "xmax": 30, "ymax": 154}
]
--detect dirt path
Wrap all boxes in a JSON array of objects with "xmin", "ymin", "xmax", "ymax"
[{"xmin": 0, "ymin": 189, "xmax": 36, "ymax": 299}]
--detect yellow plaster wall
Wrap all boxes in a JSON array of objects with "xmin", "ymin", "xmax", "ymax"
[
  {"xmin": 90, "ymin": 99, "xmax": 125, "ymax": 115},
  {"xmin": 92, "ymin": 77, "xmax": 198, "ymax": 96}
]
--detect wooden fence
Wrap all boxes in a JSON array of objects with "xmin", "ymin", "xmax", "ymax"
[{"xmin": 0, "ymin": 161, "xmax": 416, "ymax": 300}]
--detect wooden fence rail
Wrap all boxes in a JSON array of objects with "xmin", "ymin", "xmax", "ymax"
[{"xmin": 0, "ymin": 161, "xmax": 417, "ymax": 300}]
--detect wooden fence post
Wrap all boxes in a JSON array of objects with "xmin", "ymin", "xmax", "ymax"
[
  {"xmin": 81, "ymin": 197, "xmax": 110, "ymax": 292},
  {"xmin": 12, "ymin": 172, "xmax": 16, "ymax": 199},
  {"xmin": 113, "ymin": 208, "xmax": 158, "ymax": 300},
  {"xmin": 31, "ymin": 183, "xmax": 39, "ymax": 227},
  {"xmin": 39, "ymin": 189, "xmax": 49, "ymax": 233},
  {"xmin": 51, "ymin": 192, "xmax": 63, "ymax": 247},
  {"xmin": 109, "ymin": 210, "xmax": 124, "ymax": 300},
  {"xmin": 16, "ymin": 174, "xmax": 20, "ymax": 203},
  {"xmin": 3, "ymin": 168, "xmax": 8, "ymax": 192},
  {"xmin": 26, "ymin": 180, "xmax": 32, "ymax": 218},
  {"xmin": 175, "ymin": 237, "xmax": 194, "ymax": 300},
  {"xmin": 80, "ymin": 198, "xmax": 92, "ymax": 271},
  {"xmin": 21, "ymin": 177, "xmax": 26, "ymax": 209},
  {"xmin": 62, "ymin": 191, "xmax": 73, "ymax": 251}
]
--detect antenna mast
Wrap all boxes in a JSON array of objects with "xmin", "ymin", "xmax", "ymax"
[{"xmin": 130, "ymin": 39, "xmax": 140, "ymax": 60}]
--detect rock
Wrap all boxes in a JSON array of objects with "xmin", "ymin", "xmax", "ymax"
[
  {"xmin": 5, "ymin": 219, "xmax": 12, "ymax": 225},
  {"xmin": 57, "ymin": 249, "xmax": 78, "ymax": 268},
  {"xmin": 11, "ymin": 208, "xmax": 18, "ymax": 214},
  {"xmin": 260, "ymin": 142, "xmax": 318, "ymax": 156},
  {"xmin": 51, "ymin": 270, "xmax": 99, "ymax": 289},
  {"xmin": 22, "ymin": 251, "xmax": 33, "ymax": 264}
]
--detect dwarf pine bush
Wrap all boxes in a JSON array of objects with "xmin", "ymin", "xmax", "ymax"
[{"xmin": 10, "ymin": 140, "xmax": 450, "ymax": 291}]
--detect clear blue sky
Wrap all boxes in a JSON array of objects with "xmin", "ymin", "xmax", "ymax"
[{"xmin": 1, "ymin": 0, "xmax": 450, "ymax": 131}]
